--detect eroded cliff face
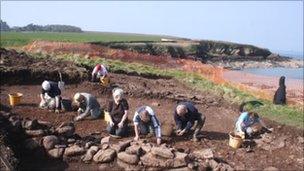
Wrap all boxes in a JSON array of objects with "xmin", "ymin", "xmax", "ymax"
[
  {"xmin": 194, "ymin": 40, "xmax": 271, "ymax": 59},
  {"xmin": 92, "ymin": 40, "xmax": 272, "ymax": 61}
]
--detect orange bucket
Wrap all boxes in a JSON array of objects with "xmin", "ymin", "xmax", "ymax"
[{"xmin": 8, "ymin": 93, "xmax": 23, "ymax": 106}]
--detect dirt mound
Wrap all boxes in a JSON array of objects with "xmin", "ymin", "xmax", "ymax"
[
  {"xmin": 23, "ymin": 41, "xmax": 175, "ymax": 66},
  {"xmin": 0, "ymin": 48, "xmax": 88, "ymax": 85}
]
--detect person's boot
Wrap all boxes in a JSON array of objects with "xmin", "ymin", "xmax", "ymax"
[{"xmin": 192, "ymin": 129, "xmax": 200, "ymax": 142}]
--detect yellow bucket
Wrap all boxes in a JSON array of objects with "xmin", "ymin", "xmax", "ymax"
[
  {"xmin": 104, "ymin": 111, "xmax": 111, "ymax": 123},
  {"xmin": 100, "ymin": 76, "xmax": 110, "ymax": 87},
  {"xmin": 8, "ymin": 93, "xmax": 23, "ymax": 106},
  {"xmin": 229, "ymin": 132, "xmax": 244, "ymax": 149}
]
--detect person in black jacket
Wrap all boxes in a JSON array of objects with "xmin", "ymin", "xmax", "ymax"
[
  {"xmin": 273, "ymin": 76, "xmax": 286, "ymax": 105},
  {"xmin": 39, "ymin": 80, "xmax": 62, "ymax": 113},
  {"xmin": 173, "ymin": 102, "xmax": 206, "ymax": 142}
]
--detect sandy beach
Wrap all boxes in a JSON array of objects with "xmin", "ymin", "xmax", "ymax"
[{"xmin": 223, "ymin": 70, "xmax": 303, "ymax": 105}]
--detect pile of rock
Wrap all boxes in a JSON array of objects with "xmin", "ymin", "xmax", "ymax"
[
  {"xmin": 254, "ymin": 133, "xmax": 287, "ymax": 151},
  {"xmin": 3, "ymin": 112, "xmax": 235, "ymax": 170}
]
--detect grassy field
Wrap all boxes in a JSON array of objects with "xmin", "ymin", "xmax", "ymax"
[
  {"xmin": 30, "ymin": 52, "xmax": 303, "ymax": 128},
  {"xmin": 0, "ymin": 31, "xmax": 174, "ymax": 47}
]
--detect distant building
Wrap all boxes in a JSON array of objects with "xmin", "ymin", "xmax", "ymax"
[{"xmin": 161, "ymin": 38, "xmax": 175, "ymax": 42}]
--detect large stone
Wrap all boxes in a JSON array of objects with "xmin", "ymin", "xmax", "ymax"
[
  {"xmin": 100, "ymin": 136, "xmax": 110, "ymax": 145},
  {"xmin": 151, "ymin": 147, "xmax": 174, "ymax": 159},
  {"xmin": 24, "ymin": 138, "xmax": 41, "ymax": 150},
  {"xmin": 111, "ymin": 140, "xmax": 132, "ymax": 152},
  {"xmin": 42, "ymin": 135, "xmax": 60, "ymax": 150},
  {"xmin": 82, "ymin": 146, "xmax": 99, "ymax": 163},
  {"xmin": 125, "ymin": 145, "xmax": 143, "ymax": 155},
  {"xmin": 37, "ymin": 120, "xmax": 52, "ymax": 128},
  {"xmin": 48, "ymin": 148, "xmax": 64, "ymax": 159},
  {"xmin": 64, "ymin": 144, "xmax": 86, "ymax": 156},
  {"xmin": 25, "ymin": 129, "xmax": 46, "ymax": 137},
  {"xmin": 93, "ymin": 148, "xmax": 116, "ymax": 163},
  {"xmin": 67, "ymin": 138, "xmax": 76, "ymax": 144},
  {"xmin": 56, "ymin": 122, "xmax": 75, "ymax": 137},
  {"xmin": 140, "ymin": 152, "xmax": 174, "ymax": 168},
  {"xmin": 117, "ymin": 152, "xmax": 139, "ymax": 165},
  {"xmin": 173, "ymin": 152, "xmax": 189, "ymax": 168},
  {"xmin": 192, "ymin": 148, "xmax": 214, "ymax": 159},
  {"xmin": 85, "ymin": 141, "xmax": 94, "ymax": 149},
  {"xmin": 22, "ymin": 119, "xmax": 39, "ymax": 130},
  {"xmin": 187, "ymin": 162, "xmax": 199, "ymax": 170},
  {"xmin": 141, "ymin": 143, "xmax": 153, "ymax": 153},
  {"xmin": 207, "ymin": 159, "xmax": 219, "ymax": 169}
]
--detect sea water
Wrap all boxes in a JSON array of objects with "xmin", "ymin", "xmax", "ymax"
[{"xmin": 242, "ymin": 52, "xmax": 303, "ymax": 80}]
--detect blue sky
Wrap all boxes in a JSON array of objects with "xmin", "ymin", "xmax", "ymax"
[{"xmin": 1, "ymin": 1, "xmax": 303, "ymax": 54}]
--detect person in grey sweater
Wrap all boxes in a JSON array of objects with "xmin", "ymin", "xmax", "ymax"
[{"xmin": 73, "ymin": 92, "xmax": 101, "ymax": 121}]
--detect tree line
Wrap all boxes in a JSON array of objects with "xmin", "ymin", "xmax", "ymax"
[{"xmin": 0, "ymin": 20, "xmax": 83, "ymax": 32}]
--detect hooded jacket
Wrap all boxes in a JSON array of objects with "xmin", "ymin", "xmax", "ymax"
[{"xmin": 273, "ymin": 76, "xmax": 286, "ymax": 105}]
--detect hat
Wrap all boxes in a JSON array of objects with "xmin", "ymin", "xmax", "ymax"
[
  {"xmin": 73, "ymin": 93, "xmax": 82, "ymax": 103},
  {"xmin": 96, "ymin": 64, "xmax": 102, "ymax": 70},
  {"xmin": 112, "ymin": 88, "xmax": 123, "ymax": 98},
  {"xmin": 42, "ymin": 81, "xmax": 51, "ymax": 91}
]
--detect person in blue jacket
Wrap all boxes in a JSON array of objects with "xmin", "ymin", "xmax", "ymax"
[
  {"xmin": 235, "ymin": 111, "xmax": 273, "ymax": 138},
  {"xmin": 173, "ymin": 101, "xmax": 206, "ymax": 142}
]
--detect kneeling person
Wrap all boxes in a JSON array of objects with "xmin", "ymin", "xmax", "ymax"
[
  {"xmin": 133, "ymin": 106, "xmax": 161, "ymax": 145},
  {"xmin": 91, "ymin": 64, "xmax": 110, "ymax": 86},
  {"xmin": 235, "ymin": 111, "xmax": 272, "ymax": 138},
  {"xmin": 107, "ymin": 88, "xmax": 129, "ymax": 137},
  {"xmin": 73, "ymin": 92, "xmax": 101, "ymax": 121},
  {"xmin": 174, "ymin": 102, "xmax": 206, "ymax": 141},
  {"xmin": 40, "ymin": 80, "xmax": 62, "ymax": 113}
]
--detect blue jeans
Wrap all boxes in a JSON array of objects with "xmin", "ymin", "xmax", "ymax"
[
  {"xmin": 138, "ymin": 123, "xmax": 154, "ymax": 135},
  {"xmin": 107, "ymin": 124, "xmax": 128, "ymax": 137}
]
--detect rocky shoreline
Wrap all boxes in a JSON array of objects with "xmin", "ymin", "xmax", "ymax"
[{"xmin": 208, "ymin": 57, "xmax": 303, "ymax": 70}]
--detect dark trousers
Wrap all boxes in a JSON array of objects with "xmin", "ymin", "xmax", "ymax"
[
  {"xmin": 180, "ymin": 113, "xmax": 206, "ymax": 136},
  {"xmin": 138, "ymin": 123, "xmax": 153, "ymax": 135},
  {"xmin": 107, "ymin": 124, "xmax": 128, "ymax": 137}
]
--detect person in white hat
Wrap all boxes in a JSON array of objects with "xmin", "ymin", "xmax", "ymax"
[
  {"xmin": 73, "ymin": 92, "xmax": 101, "ymax": 122},
  {"xmin": 39, "ymin": 80, "xmax": 62, "ymax": 113},
  {"xmin": 106, "ymin": 88, "xmax": 129, "ymax": 137}
]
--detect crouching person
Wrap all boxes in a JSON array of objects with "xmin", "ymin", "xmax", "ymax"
[
  {"xmin": 174, "ymin": 102, "xmax": 206, "ymax": 142},
  {"xmin": 73, "ymin": 92, "xmax": 101, "ymax": 122},
  {"xmin": 107, "ymin": 88, "xmax": 129, "ymax": 137},
  {"xmin": 235, "ymin": 111, "xmax": 272, "ymax": 138},
  {"xmin": 91, "ymin": 64, "xmax": 110, "ymax": 86},
  {"xmin": 40, "ymin": 80, "xmax": 62, "ymax": 113},
  {"xmin": 133, "ymin": 106, "xmax": 162, "ymax": 145}
]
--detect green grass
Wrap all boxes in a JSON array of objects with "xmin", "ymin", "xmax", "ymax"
[
  {"xmin": 29, "ymin": 52, "xmax": 303, "ymax": 128},
  {"xmin": 0, "ymin": 31, "xmax": 171, "ymax": 47}
]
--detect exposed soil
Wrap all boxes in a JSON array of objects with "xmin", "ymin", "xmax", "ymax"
[
  {"xmin": 23, "ymin": 41, "xmax": 176, "ymax": 67},
  {"xmin": 21, "ymin": 41, "xmax": 304, "ymax": 106},
  {"xmin": 0, "ymin": 47, "xmax": 303, "ymax": 170},
  {"xmin": 1, "ymin": 73, "xmax": 303, "ymax": 170},
  {"xmin": 0, "ymin": 48, "xmax": 88, "ymax": 85}
]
